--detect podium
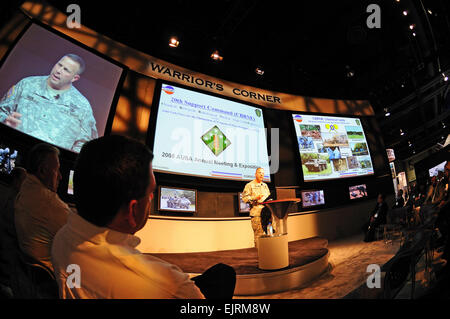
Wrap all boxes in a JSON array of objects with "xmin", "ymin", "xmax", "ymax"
[
  {"xmin": 260, "ymin": 198, "xmax": 301, "ymax": 235},
  {"xmin": 257, "ymin": 198, "xmax": 301, "ymax": 270}
]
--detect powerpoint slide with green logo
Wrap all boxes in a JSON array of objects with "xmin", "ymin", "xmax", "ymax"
[
  {"xmin": 152, "ymin": 83, "xmax": 271, "ymax": 181},
  {"xmin": 292, "ymin": 114, "xmax": 374, "ymax": 181}
]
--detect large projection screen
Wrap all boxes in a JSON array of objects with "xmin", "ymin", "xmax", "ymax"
[
  {"xmin": 152, "ymin": 83, "xmax": 271, "ymax": 181},
  {"xmin": 292, "ymin": 114, "xmax": 374, "ymax": 181},
  {"xmin": 0, "ymin": 23, "xmax": 125, "ymax": 153}
]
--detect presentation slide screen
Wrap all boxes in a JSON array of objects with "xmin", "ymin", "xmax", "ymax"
[
  {"xmin": 429, "ymin": 161, "xmax": 446, "ymax": 177},
  {"xmin": 158, "ymin": 186, "xmax": 197, "ymax": 213},
  {"xmin": 301, "ymin": 190, "xmax": 325, "ymax": 208},
  {"xmin": 152, "ymin": 83, "xmax": 271, "ymax": 181},
  {"xmin": 292, "ymin": 114, "xmax": 374, "ymax": 182},
  {"xmin": 349, "ymin": 184, "xmax": 368, "ymax": 200},
  {"xmin": 0, "ymin": 23, "xmax": 125, "ymax": 153}
]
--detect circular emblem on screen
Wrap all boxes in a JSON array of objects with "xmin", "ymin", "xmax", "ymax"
[
  {"xmin": 293, "ymin": 114, "xmax": 303, "ymax": 123},
  {"xmin": 162, "ymin": 85, "xmax": 175, "ymax": 95},
  {"xmin": 325, "ymin": 124, "xmax": 338, "ymax": 131}
]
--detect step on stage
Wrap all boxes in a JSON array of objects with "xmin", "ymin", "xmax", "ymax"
[{"xmin": 151, "ymin": 237, "xmax": 330, "ymax": 296}]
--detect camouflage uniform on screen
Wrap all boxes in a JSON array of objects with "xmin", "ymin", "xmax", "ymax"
[
  {"xmin": 0, "ymin": 76, "xmax": 98, "ymax": 152},
  {"xmin": 242, "ymin": 179, "xmax": 270, "ymax": 248}
]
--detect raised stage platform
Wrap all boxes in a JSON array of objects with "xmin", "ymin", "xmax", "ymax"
[{"xmin": 151, "ymin": 237, "xmax": 330, "ymax": 296}]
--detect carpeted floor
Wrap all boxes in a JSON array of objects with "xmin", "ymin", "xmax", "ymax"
[
  {"xmin": 150, "ymin": 236, "xmax": 329, "ymax": 275},
  {"xmin": 235, "ymin": 232, "xmax": 401, "ymax": 299}
]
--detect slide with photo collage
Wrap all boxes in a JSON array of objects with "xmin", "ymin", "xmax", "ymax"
[{"xmin": 293, "ymin": 114, "xmax": 374, "ymax": 181}]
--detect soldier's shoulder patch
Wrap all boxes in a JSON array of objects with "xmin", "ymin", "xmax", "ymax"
[
  {"xmin": 0, "ymin": 85, "xmax": 15, "ymax": 102},
  {"xmin": 6, "ymin": 86, "xmax": 15, "ymax": 98}
]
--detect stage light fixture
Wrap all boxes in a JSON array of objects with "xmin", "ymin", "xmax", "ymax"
[
  {"xmin": 403, "ymin": 10, "xmax": 408, "ymax": 16},
  {"xmin": 442, "ymin": 73, "xmax": 448, "ymax": 81},
  {"xmin": 400, "ymin": 129, "xmax": 405, "ymax": 136},
  {"xmin": 169, "ymin": 37, "xmax": 179, "ymax": 48},
  {"xmin": 412, "ymin": 32, "xmax": 416, "ymax": 37},
  {"xmin": 384, "ymin": 107, "xmax": 391, "ymax": 117},
  {"xmin": 408, "ymin": 141, "xmax": 412, "ymax": 147},
  {"xmin": 255, "ymin": 67, "xmax": 264, "ymax": 75},
  {"xmin": 345, "ymin": 65, "xmax": 354, "ymax": 78},
  {"xmin": 211, "ymin": 50, "xmax": 223, "ymax": 61},
  {"xmin": 409, "ymin": 24, "xmax": 415, "ymax": 30},
  {"xmin": 442, "ymin": 122, "xmax": 446, "ymax": 129},
  {"xmin": 427, "ymin": 9, "xmax": 432, "ymax": 14}
]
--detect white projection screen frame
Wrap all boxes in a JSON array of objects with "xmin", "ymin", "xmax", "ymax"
[
  {"xmin": 152, "ymin": 83, "xmax": 271, "ymax": 182},
  {"xmin": 292, "ymin": 114, "xmax": 374, "ymax": 182}
]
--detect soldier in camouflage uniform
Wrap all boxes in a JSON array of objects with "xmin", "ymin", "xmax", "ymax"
[
  {"xmin": 0, "ymin": 54, "xmax": 98, "ymax": 152},
  {"xmin": 242, "ymin": 167, "xmax": 271, "ymax": 249}
]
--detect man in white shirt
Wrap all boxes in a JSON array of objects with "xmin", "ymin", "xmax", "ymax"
[
  {"xmin": 242, "ymin": 167, "xmax": 271, "ymax": 248},
  {"xmin": 15, "ymin": 143, "xmax": 70, "ymax": 272},
  {"xmin": 52, "ymin": 135, "xmax": 235, "ymax": 299}
]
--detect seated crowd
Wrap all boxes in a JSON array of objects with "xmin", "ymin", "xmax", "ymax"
[
  {"xmin": 363, "ymin": 161, "xmax": 450, "ymax": 277},
  {"xmin": 0, "ymin": 135, "xmax": 236, "ymax": 299},
  {"xmin": 1, "ymin": 133, "xmax": 448, "ymax": 298}
]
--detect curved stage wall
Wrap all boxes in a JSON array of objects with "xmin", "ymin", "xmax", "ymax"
[
  {"xmin": 136, "ymin": 196, "xmax": 391, "ymax": 253},
  {"xmin": 0, "ymin": 1, "xmax": 394, "ymax": 250}
]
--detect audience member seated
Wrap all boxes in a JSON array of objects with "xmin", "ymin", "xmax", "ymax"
[
  {"xmin": 434, "ymin": 161, "xmax": 450, "ymax": 275},
  {"xmin": 364, "ymin": 193, "xmax": 388, "ymax": 242},
  {"xmin": 0, "ymin": 167, "xmax": 26, "ymax": 292},
  {"xmin": 51, "ymin": 135, "xmax": 236, "ymax": 299},
  {"xmin": 425, "ymin": 176, "xmax": 438, "ymax": 205},
  {"xmin": 14, "ymin": 144, "xmax": 70, "ymax": 273},
  {"xmin": 392, "ymin": 189, "xmax": 405, "ymax": 209}
]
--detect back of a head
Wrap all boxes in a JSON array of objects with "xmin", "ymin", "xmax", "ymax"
[
  {"xmin": 27, "ymin": 143, "xmax": 59, "ymax": 175},
  {"xmin": 74, "ymin": 135, "xmax": 153, "ymax": 227}
]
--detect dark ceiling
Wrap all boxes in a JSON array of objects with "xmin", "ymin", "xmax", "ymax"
[{"xmin": 2, "ymin": 0, "xmax": 450, "ymax": 161}]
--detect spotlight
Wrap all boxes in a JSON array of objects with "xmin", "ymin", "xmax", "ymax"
[
  {"xmin": 169, "ymin": 37, "xmax": 179, "ymax": 48},
  {"xmin": 409, "ymin": 24, "xmax": 415, "ymax": 30},
  {"xmin": 384, "ymin": 107, "xmax": 391, "ymax": 117},
  {"xmin": 408, "ymin": 141, "xmax": 412, "ymax": 147},
  {"xmin": 345, "ymin": 65, "xmax": 354, "ymax": 78},
  {"xmin": 400, "ymin": 129, "xmax": 405, "ymax": 136},
  {"xmin": 412, "ymin": 32, "xmax": 416, "ymax": 37},
  {"xmin": 403, "ymin": 10, "xmax": 408, "ymax": 16},
  {"xmin": 211, "ymin": 50, "xmax": 223, "ymax": 61},
  {"xmin": 255, "ymin": 67, "xmax": 264, "ymax": 76},
  {"xmin": 443, "ymin": 73, "xmax": 448, "ymax": 81},
  {"xmin": 442, "ymin": 122, "xmax": 447, "ymax": 129},
  {"xmin": 427, "ymin": 9, "xmax": 432, "ymax": 14}
]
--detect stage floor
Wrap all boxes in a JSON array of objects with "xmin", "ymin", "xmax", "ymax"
[
  {"xmin": 236, "ymin": 233, "xmax": 401, "ymax": 299},
  {"xmin": 151, "ymin": 236, "xmax": 329, "ymax": 275},
  {"xmin": 150, "ymin": 233, "xmax": 401, "ymax": 298}
]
